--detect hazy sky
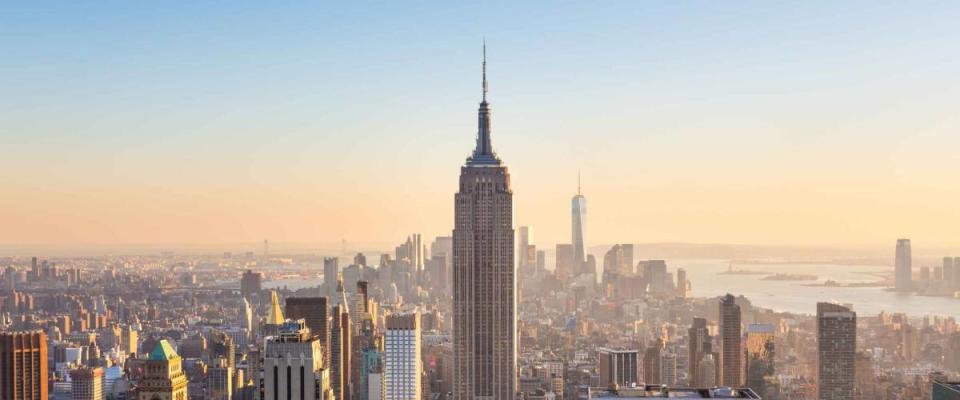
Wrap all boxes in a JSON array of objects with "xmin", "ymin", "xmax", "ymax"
[{"xmin": 2, "ymin": 2, "xmax": 960, "ymax": 249}]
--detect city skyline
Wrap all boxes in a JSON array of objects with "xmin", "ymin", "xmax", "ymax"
[
  {"xmin": 5, "ymin": 4, "xmax": 960, "ymax": 400},
  {"xmin": 4, "ymin": 2, "xmax": 960, "ymax": 248}
]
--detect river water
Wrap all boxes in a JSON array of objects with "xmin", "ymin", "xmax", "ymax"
[
  {"xmin": 679, "ymin": 259, "xmax": 959, "ymax": 319},
  {"xmin": 265, "ymin": 259, "xmax": 960, "ymax": 319}
]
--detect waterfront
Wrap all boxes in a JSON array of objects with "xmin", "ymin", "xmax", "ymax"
[
  {"xmin": 264, "ymin": 259, "xmax": 960, "ymax": 319},
  {"xmin": 681, "ymin": 259, "xmax": 960, "ymax": 319}
]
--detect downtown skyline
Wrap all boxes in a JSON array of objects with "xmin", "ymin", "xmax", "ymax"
[
  {"xmin": 4, "ymin": 2, "xmax": 960, "ymax": 249},
  {"xmin": 5, "ymin": 4, "xmax": 960, "ymax": 400}
]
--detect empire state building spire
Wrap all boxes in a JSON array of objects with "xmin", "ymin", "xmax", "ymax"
[
  {"xmin": 482, "ymin": 40, "xmax": 488, "ymax": 103},
  {"xmin": 469, "ymin": 41, "xmax": 500, "ymax": 166},
  {"xmin": 453, "ymin": 40, "xmax": 516, "ymax": 400}
]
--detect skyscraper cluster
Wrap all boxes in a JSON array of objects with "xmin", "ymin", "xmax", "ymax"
[
  {"xmin": 395, "ymin": 234, "xmax": 424, "ymax": 272},
  {"xmin": 4, "ymin": 43, "xmax": 954, "ymax": 400}
]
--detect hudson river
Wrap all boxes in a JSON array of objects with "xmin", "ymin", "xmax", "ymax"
[{"xmin": 265, "ymin": 259, "xmax": 960, "ymax": 319}]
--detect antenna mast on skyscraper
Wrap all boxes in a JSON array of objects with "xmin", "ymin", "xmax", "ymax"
[
  {"xmin": 578, "ymin": 169, "xmax": 581, "ymax": 196},
  {"xmin": 482, "ymin": 38, "xmax": 488, "ymax": 103}
]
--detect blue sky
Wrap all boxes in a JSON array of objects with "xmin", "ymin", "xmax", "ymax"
[{"xmin": 2, "ymin": 2, "xmax": 960, "ymax": 248}]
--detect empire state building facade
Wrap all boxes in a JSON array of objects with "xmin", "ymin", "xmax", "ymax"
[{"xmin": 453, "ymin": 47, "xmax": 517, "ymax": 400}]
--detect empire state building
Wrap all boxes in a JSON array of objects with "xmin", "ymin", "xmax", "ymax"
[{"xmin": 452, "ymin": 45, "xmax": 517, "ymax": 400}]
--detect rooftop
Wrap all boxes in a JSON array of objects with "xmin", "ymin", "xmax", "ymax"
[
  {"xmin": 148, "ymin": 339, "xmax": 179, "ymax": 361},
  {"xmin": 266, "ymin": 290, "xmax": 285, "ymax": 325}
]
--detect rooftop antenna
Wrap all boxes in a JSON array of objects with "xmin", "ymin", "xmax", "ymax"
[
  {"xmin": 578, "ymin": 169, "xmax": 581, "ymax": 196},
  {"xmin": 482, "ymin": 38, "xmax": 488, "ymax": 102}
]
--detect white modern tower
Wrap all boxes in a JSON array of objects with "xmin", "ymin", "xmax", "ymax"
[
  {"xmin": 384, "ymin": 312, "xmax": 421, "ymax": 400},
  {"xmin": 572, "ymin": 172, "xmax": 587, "ymax": 272}
]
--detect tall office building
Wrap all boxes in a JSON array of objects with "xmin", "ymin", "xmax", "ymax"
[
  {"xmin": 431, "ymin": 236, "xmax": 454, "ymax": 261},
  {"xmin": 355, "ymin": 300, "xmax": 381, "ymax": 400},
  {"xmin": 687, "ymin": 318, "xmax": 716, "ymax": 387},
  {"xmin": 698, "ymin": 355, "xmax": 718, "ymax": 388},
  {"xmin": 122, "ymin": 325, "xmax": 139, "ymax": 356},
  {"xmin": 944, "ymin": 257, "xmax": 955, "ymax": 288},
  {"xmin": 718, "ymin": 294, "xmax": 742, "ymax": 387},
  {"xmin": 70, "ymin": 367, "xmax": 104, "ymax": 400},
  {"xmin": 241, "ymin": 270, "xmax": 263, "ymax": 298},
  {"xmin": 331, "ymin": 278, "xmax": 353, "ymax": 400},
  {"xmin": 414, "ymin": 234, "xmax": 423, "ymax": 271},
  {"xmin": 895, "ymin": 239, "xmax": 912, "ymax": 291},
  {"xmin": 206, "ymin": 359, "xmax": 233, "ymax": 400},
  {"xmin": 139, "ymin": 340, "xmax": 188, "ymax": 400},
  {"xmin": 452, "ymin": 44, "xmax": 517, "ymax": 400},
  {"xmin": 641, "ymin": 260, "xmax": 669, "ymax": 295},
  {"xmin": 385, "ymin": 312, "xmax": 421, "ymax": 400},
  {"xmin": 642, "ymin": 339, "xmax": 666, "ymax": 385},
  {"xmin": 262, "ymin": 320, "xmax": 331, "ymax": 400},
  {"xmin": 431, "ymin": 236, "xmax": 454, "ymax": 290},
  {"xmin": 571, "ymin": 174, "xmax": 587, "ymax": 270},
  {"xmin": 745, "ymin": 324, "xmax": 775, "ymax": 397},
  {"xmin": 660, "ymin": 353, "xmax": 678, "ymax": 386},
  {"xmin": 602, "ymin": 245, "xmax": 631, "ymax": 278},
  {"xmin": 285, "ymin": 297, "xmax": 329, "ymax": 350},
  {"xmin": 955, "ymin": 257, "xmax": 960, "ymax": 289},
  {"xmin": 817, "ymin": 303, "xmax": 856, "ymax": 400},
  {"xmin": 517, "ymin": 226, "xmax": 535, "ymax": 274},
  {"xmin": 555, "ymin": 244, "xmax": 575, "ymax": 281},
  {"xmin": 0, "ymin": 331, "xmax": 48, "ymax": 400},
  {"xmin": 356, "ymin": 281, "xmax": 371, "ymax": 317},
  {"xmin": 324, "ymin": 258, "xmax": 339, "ymax": 295},
  {"xmin": 676, "ymin": 268, "xmax": 688, "ymax": 298},
  {"xmin": 598, "ymin": 348, "xmax": 640, "ymax": 388},
  {"xmin": 208, "ymin": 329, "xmax": 236, "ymax": 370}
]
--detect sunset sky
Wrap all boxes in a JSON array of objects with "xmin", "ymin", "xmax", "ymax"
[{"xmin": 3, "ymin": 2, "xmax": 960, "ymax": 250}]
